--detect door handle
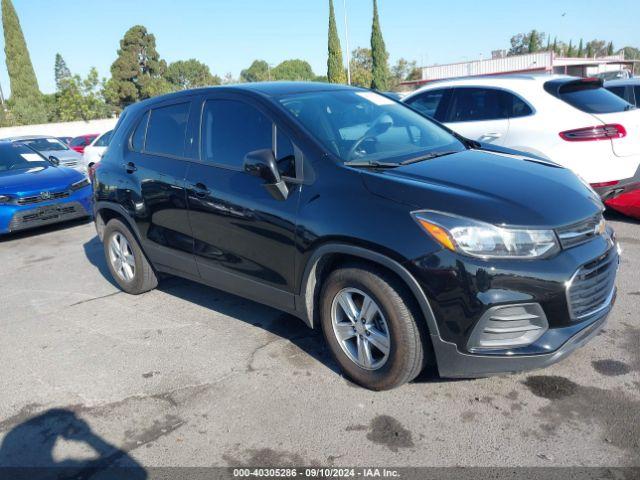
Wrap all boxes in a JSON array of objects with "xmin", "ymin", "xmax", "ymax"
[
  {"xmin": 123, "ymin": 162, "xmax": 137, "ymax": 173},
  {"xmin": 192, "ymin": 182, "xmax": 210, "ymax": 198}
]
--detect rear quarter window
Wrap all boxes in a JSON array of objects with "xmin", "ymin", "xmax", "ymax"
[{"xmin": 552, "ymin": 82, "xmax": 633, "ymax": 114}]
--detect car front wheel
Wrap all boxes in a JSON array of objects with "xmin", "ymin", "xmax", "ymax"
[{"xmin": 320, "ymin": 263, "xmax": 429, "ymax": 390}]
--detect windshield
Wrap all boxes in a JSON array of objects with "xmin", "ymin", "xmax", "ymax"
[
  {"xmin": 22, "ymin": 137, "xmax": 70, "ymax": 152},
  {"xmin": 279, "ymin": 90, "xmax": 464, "ymax": 163},
  {"xmin": 0, "ymin": 143, "xmax": 49, "ymax": 171}
]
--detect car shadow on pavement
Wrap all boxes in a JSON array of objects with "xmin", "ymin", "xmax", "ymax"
[
  {"xmin": 605, "ymin": 208, "xmax": 640, "ymax": 225},
  {"xmin": 0, "ymin": 408, "xmax": 146, "ymax": 480},
  {"xmin": 82, "ymin": 236, "xmax": 341, "ymax": 376}
]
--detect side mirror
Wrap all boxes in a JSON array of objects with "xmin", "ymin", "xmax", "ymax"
[
  {"xmin": 49, "ymin": 155, "xmax": 60, "ymax": 166},
  {"xmin": 243, "ymin": 149, "xmax": 289, "ymax": 200}
]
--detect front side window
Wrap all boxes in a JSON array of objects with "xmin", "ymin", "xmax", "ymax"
[
  {"xmin": 447, "ymin": 88, "xmax": 511, "ymax": 122},
  {"xmin": 94, "ymin": 130, "xmax": 113, "ymax": 147},
  {"xmin": 405, "ymin": 89, "xmax": 448, "ymax": 120},
  {"xmin": 201, "ymin": 99, "xmax": 272, "ymax": 168},
  {"xmin": 145, "ymin": 102, "xmax": 190, "ymax": 157},
  {"xmin": 275, "ymin": 128, "xmax": 296, "ymax": 178}
]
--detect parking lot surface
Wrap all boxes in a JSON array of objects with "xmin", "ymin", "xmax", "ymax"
[{"xmin": 0, "ymin": 214, "xmax": 638, "ymax": 468}]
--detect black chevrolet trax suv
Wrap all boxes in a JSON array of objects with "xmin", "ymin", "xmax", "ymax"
[{"xmin": 93, "ymin": 82, "xmax": 618, "ymax": 390}]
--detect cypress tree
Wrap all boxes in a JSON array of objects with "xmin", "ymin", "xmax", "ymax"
[
  {"xmin": 370, "ymin": 0, "xmax": 389, "ymax": 90},
  {"xmin": 552, "ymin": 37, "xmax": 558, "ymax": 54},
  {"xmin": 607, "ymin": 42, "xmax": 614, "ymax": 56},
  {"xmin": 54, "ymin": 53, "xmax": 71, "ymax": 91},
  {"xmin": 567, "ymin": 40, "xmax": 574, "ymax": 57},
  {"xmin": 2, "ymin": 0, "xmax": 46, "ymax": 124},
  {"xmin": 327, "ymin": 0, "xmax": 346, "ymax": 84},
  {"xmin": 577, "ymin": 39, "xmax": 584, "ymax": 57},
  {"xmin": 586, "ymin": 42, "xmax": 594, "ymax": 58}
]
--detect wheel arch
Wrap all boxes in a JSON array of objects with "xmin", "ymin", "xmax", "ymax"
[
  {"xmin": 94, "ymin": 202, "xmax": 143, "ymax": 245},
  {"xmin": 296, "ymin": 243, "xmax": 441, "ymax": 341}
]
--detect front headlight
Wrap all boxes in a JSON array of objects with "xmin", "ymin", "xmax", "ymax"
[
  {"xmin": 70, "ymin": 178, "xmax": 90, "ymax": 191},
  {"xmin": 412, "ymin": 211, "xmax": 560, "ymax": 259}
]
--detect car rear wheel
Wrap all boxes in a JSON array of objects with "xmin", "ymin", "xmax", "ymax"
[
  {"xmin": 103, "ymin": 218, "xmax": 158, "ymax": 294},
  {"xmin": 320, "ymin": 263, "xmax": 429, "ymax": 390}
]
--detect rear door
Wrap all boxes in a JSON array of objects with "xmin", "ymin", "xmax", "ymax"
[
  {"xmin": 123, "ymin": 99, "xmax": 198, "ymax": 277},
  {"xmin": 443, "ymin": 87, "xmax": 510, "ymax": 145}
]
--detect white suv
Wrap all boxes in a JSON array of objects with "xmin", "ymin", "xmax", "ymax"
[{"xmin": 403, "ymin": 75, "xmax": 640, "ymax": 199}]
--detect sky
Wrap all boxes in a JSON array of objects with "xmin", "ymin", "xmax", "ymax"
[{"xmin": 0, "ymin": 0, "xmax": 638, "ymax": 96}]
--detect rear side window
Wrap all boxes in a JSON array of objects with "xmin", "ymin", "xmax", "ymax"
[
  {"xmin": 201, "ymin": 99, "xmax": 272, "ymax": 168},
  {"xmin": 145, "ymin": 102, "xmax": 190, "ymax": 157},
  {"xmin": 130, "ymin": 111, "xmax": 149, "ymax": 152},
  {"xmin": 555, "ymin": 83, "xmax": 632, "ymax": 114},
  {"xmin": 405, "ymin": 89, "xmax": 448, "ymax": 121},
  {"xmin": 447, "ymin": 88, "xmax": 512, "ymax": 122}
]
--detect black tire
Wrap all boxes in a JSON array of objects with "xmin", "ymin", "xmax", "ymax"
[
  {"xmin": 103, "ymin": 218, "xmax": 158, "ymax": 295},
  {"xmin": 320, "ymin": 263, "xmax": 430, "ymax": 391}
]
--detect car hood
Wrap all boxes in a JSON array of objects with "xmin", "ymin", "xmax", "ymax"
[
  {"xmin": 361, "ymin": 149, "xmax": 603, "ymax": 227},
  {"xmin": 0, "ymin": 165, "xmax": 83, "ymax": 192}
]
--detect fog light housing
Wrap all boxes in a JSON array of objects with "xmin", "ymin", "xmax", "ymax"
[{"xmin": 467, "ymin": 303, "xmax": 548, "ymax": 351}]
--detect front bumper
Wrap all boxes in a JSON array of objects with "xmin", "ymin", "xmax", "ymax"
[
  {"xmin": 407, "ymin": 233, "xmax": 618, "ymax": 378},
  {"xmin": 0, "ymin": 188, "xmax": 93, "ymax": 234}
]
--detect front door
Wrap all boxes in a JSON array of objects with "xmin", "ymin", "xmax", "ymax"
[{"xmin": 185, "ymin": 96, "xmax": 301, "ymax": 310}]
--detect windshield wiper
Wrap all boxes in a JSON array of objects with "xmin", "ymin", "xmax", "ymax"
[
  {"xmin": 343, "ymin": 160, "xmax": 400, "ymax": 168},
  {"xmin": 399, "ymin": 151, "xmax": 458, "ymax": 165}
]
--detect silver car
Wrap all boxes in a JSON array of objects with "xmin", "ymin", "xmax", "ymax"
[{"xmin": 1, "ymin": 135, "xmax": 86, "ymax": 173}]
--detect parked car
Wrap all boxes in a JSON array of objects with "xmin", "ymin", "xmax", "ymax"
[
  {"xmin": 83, "ymin": 130, "xmax": 113, "ymax": 169},
  {"xmin": 403, "ymin": 75, "xmax": 640, "ymax": 200},
  {"xmin": 69, "ymin": 134, "xmax": 99, "ymax": 154},
  {"xmin": 0, "ymin": 141, "xmax": 92, "ymax": 234},
  {"xmin": 605, "ymin": 78, "xmax": 640, "ymax": 107},
  {"xmin": 2, "ymin": 135, "xmax": 87, "ymax": 173},
  {"xmin": 94, "ymin": 83, "xmax": 618, "ymax": 390},
  {"xmin": 58, "ymin": 136, "xmax": 73, "ymax": 145}
]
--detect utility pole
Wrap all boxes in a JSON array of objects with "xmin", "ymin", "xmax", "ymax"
[{"xmin": 343, "ymin": 0, "xmax": 351, "ymax": 85}]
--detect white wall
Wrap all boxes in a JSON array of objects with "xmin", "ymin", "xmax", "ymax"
[{"xmin": 0, "ymin": 117, "xmax": 118, "ymax": 139}]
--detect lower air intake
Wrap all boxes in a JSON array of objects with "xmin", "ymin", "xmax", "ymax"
[{"xmin": 467, "ymin": 303, "xmax": 548, "ymax": 351}]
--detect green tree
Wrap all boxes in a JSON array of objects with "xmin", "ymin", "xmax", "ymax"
[
  {"xmin": 105, "ymin": 25, "xmax": 168, "ymax": 110},
  {"xmin": 56, "ymin": 68, "xmax": 111, "ymax": 122},
  {"xmin": 390, "ymin": 58, "xmax": 418, "ymax": 89},
  {"xmin": 240, "ymin": 60, "xmax": 270, "ymax": 82},
  {"xmin": 586, "ymin": 42, "xmax": 594, "ymax": 58},
  {"xmin": 272, "ymin": 59, "xmax": 315, "ymax": 81},
  {"xmin": 370, "ymin": 0, "xmax": 390, "ymax": 90},
  {"xmin": 2, "ymin": 0, "xmax": 46, "ymax": 124},
  {"xmin": 165, "ymin": 59, "xmax": 220, "ymax": 90},
  {"xmin": 619, "ymin": 46, "xmax": 640, "ymax": 60},
  {"xmin": 607, "ymin": 42, "xmax": 614, "ymax": 56},
  {"xmin": 54, "ymin": 53, "xmax": 71, "ymax": 91},
  {"xmin": 527, "ymin": 30, "xmax": 543, "ymax": 53},
  {"xmin": 327, "ymin": 0, "xmax": 346, "ymax": 83},
  {"xmin": 508, "ymin": 30, "xmax": 546, "ymax": 56},
  {"xmin": 350, "ymin": 47, "xmax": 372, "ymax": 88},
  {"xmin": 577, "ymin": 39, "xmax": 584, "ymax": 57},
  {"xmin": 566, "ymin": 40, "xmax": 575, "ymax": 57},
  {"xmin": 552, "ymin": 37, "xmax": 558, "ymax": 54}
]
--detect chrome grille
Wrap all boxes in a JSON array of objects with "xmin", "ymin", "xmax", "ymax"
[
  {"xmin": 17, "ymin": 191, "xmax": 70, "ymax": 205},
  {"xmin": 567, "ymin": 248, "xmax": 618, "ymax": 320},
  {"xmin": 556, "ymin": 214, "xmax": 603, "ymax": 249}
]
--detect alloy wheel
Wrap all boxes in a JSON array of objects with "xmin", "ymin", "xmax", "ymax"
[
  {"xmin": 108, "ymin": 232, "xmax": 136, "ymax": 282},
  {"xmin": 331, "ymin": 288, "xmax": 391, "ymax": 370}
]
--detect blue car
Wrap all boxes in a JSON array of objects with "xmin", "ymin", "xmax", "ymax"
[{"xmin": 0, "ymin": 141, "xmax": 93, "ymax": 235}]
